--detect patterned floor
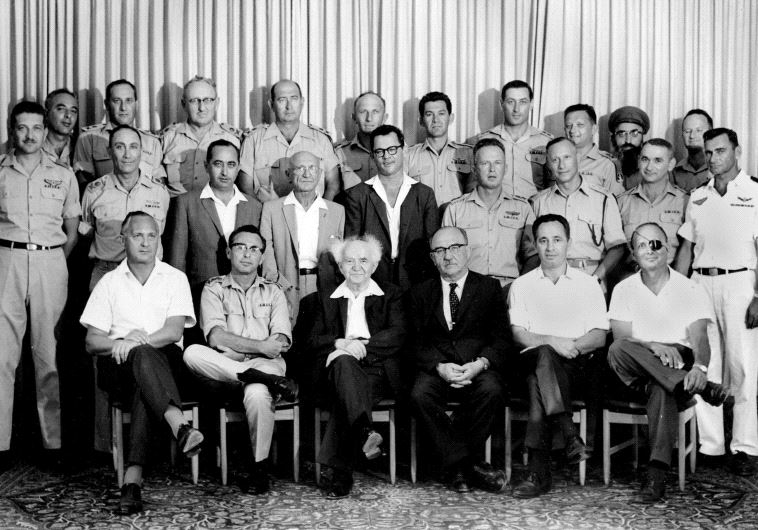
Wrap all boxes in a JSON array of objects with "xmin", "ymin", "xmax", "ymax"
[{"xmin": 1, "ymin": 454, "xmax": 757, "ymax": 530}]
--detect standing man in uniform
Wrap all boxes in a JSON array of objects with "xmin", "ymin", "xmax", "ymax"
[
  {"xmin": 73, "ymin": 79, "xmax": 163, "ymax": 187},
  {"xmin": 442, "ymin": 138, "xmax": 537, "ymax": 288},
  {"xmin": 343, "ymin": 124, "xmax": 439, "ymax": 290},
  {"xmin": 563, "ymin": 103, "xmax": 622, "ymax": 195},
  {"xmin": 608, "ymin": 106, "xmax": 650, "ymax": 191},
  {"xmin": 674, "ymin": 128, "xmax": 758, "ymax": 476},
  {"xmin": 672, "ymin": 109, "xmax": 713, "ymax": 192},
  {"xmin": 335, "ymin": 91, "xmax": 387, "ymax": 189},
  {"xmin": 237, "ymin": 79, "xmax": 340, "ymax": 201},
  {"xmin": 42, "ymin": 89, "xmax": 78, "ymax": 167},
  {"xmin": 0, "ymin": 101, "xmax": 80, "ymax": 469},
  {"xmin": 477, "ymin": 80, "xmax": 552, "ymax": 199},
  {"xmin": 259, "ymin": 150, "xmax": 344, "ymax": 323},
  {"xmin": 530, "ymin": 137, "xmax": 626, "ymax": 291},
  {"xmin": 406, "ymin": 92, "xmax": 473, "ymax": 208},
  {"xmin": 160, "ymin": 76, "xmax": 241, "ymax": 198}
]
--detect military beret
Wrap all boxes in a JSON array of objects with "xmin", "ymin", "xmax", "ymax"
[{"xmin": 608, "ymin": 106, "xmax": 650, "ymax": 133}]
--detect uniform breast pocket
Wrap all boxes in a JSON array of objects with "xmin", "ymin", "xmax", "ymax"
[
  {"xmin": 225, "ymin": 311, "xmax": 246, "ymax": 336},
  {"xmin": 498, "ymin": 216, "xmax": 523, "ymax": 231},
  {"xmin": 253, "ymin": 304, "xmax": 272, "ymax": 320},
  {"xmin": 577, "ymin": 213, "xmax": 603, "ymax": 246},
  {"xmin": 40, "ymin": 186, "xmax": 66, "ymax": 202},
  {"xmin": 458, "ymin": 220, "xmax": 485, "ymax": 246},
  {"xmin": 525, "ymin": 150, "xmax": 546, "ymax": 165}
]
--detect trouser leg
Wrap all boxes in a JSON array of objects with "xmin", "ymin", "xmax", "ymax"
[
  {"xmin": 607, "ymin": 338, "xmax": 688, "ymax": 395},
  {"xmin": 646, "ymin": 383, "xmax": 678, "ymax": 466},
  {"xmin": 459, "ymin": 370, "xmax": 504, "ymax": 456}
]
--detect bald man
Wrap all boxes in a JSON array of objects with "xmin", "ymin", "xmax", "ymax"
[{"xmin": 336, "ymin": 91, "xmax": 388, "ymax": 188}]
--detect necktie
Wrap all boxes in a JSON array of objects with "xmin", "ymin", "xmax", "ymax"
[{"xmin": 449, "ymin": 282, "xmax": 460, "ymax": 326}]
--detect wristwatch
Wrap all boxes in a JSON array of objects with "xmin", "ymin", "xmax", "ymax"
[
  {"xmin": 692, "ymin": 363, "xmax": 708, "ymax": 373},
  {"xmin": 477, "ymin": 357, "xmax": 490, "ymax": 370}
]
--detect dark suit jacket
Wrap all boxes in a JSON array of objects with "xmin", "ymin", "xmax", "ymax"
[
  {"xmin": 343, "ymin": 179, "xmax": 439, "ymax": 290},
  {"xmin": 166, "ymin": 188, "xmax": 263, "ymax": 291},
  {"xmin": 296, "ymin": 281, "xmax": 407, "ymax": 399},
  {"xmin": 409, "ymin": 271, "xmax": 511, "ymax": 374}
]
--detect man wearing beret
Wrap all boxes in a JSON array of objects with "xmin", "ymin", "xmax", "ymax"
[{"xmin": 608, "ymin": 106, "xmax": 650, "ymax": 191}]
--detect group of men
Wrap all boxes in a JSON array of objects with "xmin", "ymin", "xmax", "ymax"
[{"xmin": 1, "ymin": 74, "xmax": 756, "ymax": 514}]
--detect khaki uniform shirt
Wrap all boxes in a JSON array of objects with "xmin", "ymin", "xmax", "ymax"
[
  {"xmin": 578, "ymin": 144, "xmax": 624, "ymax": 195},
  {"xmin": 160, "ymin": 121, "xmax": 242, "ymax": 197},
  {"xmin": 80, "ymin": 171, "xmax": 169, "ymax": 261},
  {"xmin": 617, "ymin": 181, "xmax": 688, "ymax": 263},
  {"xmin": 335, "ymin": 136, "xmax": 376, "ymax": 189},
  {"xmin": 41, "ymin": 136, "xmax": 74, "ymax": 168},
  {"xmin": 406, "ymin": 139, "xmax": 473, "ymax": 206},
  {"xmin": 671, "ymin": 158, "xmax": 710, "ymax": 192},
  {"xmin": 200, "ymin": 274, "xmax": 292, "ymax": 346},
  {"xmin": 476, "ymin": 124, "xmax": 552, "ymax": 199},
  {"xmin": 239, "ymin": 122, "xmax": 339, "ymax": 198},
  {"xmin": 73, "ymin": 122, "xmax": 163, "ymax": 182},
  {"xmin": 0, "ymin": 153, "xmax": 80, "ymax": 246},
  {"xmin": 530, "ymin": 178, "xmax": 626, "ymax": 261},
  {"xmin": 442, "ymin": 189, "xmax": 536, "ymax": 280}
]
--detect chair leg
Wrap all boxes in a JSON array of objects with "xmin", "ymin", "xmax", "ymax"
[
  {"xmin": 689, "ymin": 413, "xmax": 697, "ymax": 473},
  {"xmin": 114, "ymin": 408, "xmax": 124, "ymax": 488},
  {"xmin": 602, "ymin": 409, "xmax": 611, "ymax": 486},
  {"xmin": 504, "ymin": 407, "xmax": 512, "ymax": 484},
  {"xmin": 579, "ymin": 409, "xmax": 587, "ymax": 486},
  {"xmin": 389, "ymin": 409, "xmax": 396, "ymax": 485},
  {"xmin": 485, "ymin": 436, "xmax": 492, "ymax": 464},
  {"xmin": 220, "ymin": 408, "xmax": 228, "ymax": 486},
  {"xmin": 678, "ymin": 413, "xmax": 686, "ymax": 491},
  {"xmin": 314, "ymin": 408, "xmax": 321, "ymax": 486},
  {"xmin": 293, "ymin": 405, "xmax": 300, "ymax": 483},
  {"xmin": 410, "ymin": 417, "xmax": 417, "ymax": 484},
  {"xmin": 632, "ymin": 425, "xmax": 639, "ymax": 470}
]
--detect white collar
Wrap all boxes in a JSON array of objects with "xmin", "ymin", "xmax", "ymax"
[
  {"xmin": 283, "ymin": 191, "xmax": 327, "ymax": 211},
  {"xmin": 365, "ymin": 174, "xmax": 418, "ymax": 188},
  {"xmin": 330, "ymin": 279, "xmax": 384, "ymax": 299},
  {"xmin": 199, "ymin": 184, "xmax": 248, "ymax": 203}
]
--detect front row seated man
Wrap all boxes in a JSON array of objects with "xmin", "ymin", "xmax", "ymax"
[
  {"xmin": 301, "ymin": 234, "xmax": 406, "ymax": 498},
  {"xmin": 508, "ymin": 213, "xmax": 608, "ymax": 498},
  {"xmin": 183, "ymin": 224, "xmax": 298, "ymax": 495},
  {"xmin": 80, "ymin": 211, "xmax": 203, "ymax": 515},
  {"xmin": 409, "ymin": 226, "xmax": 509, "ymax": 494},
  {"xmin": 608, "ymin": 222, "xmax": 727, "ymax": 502}
]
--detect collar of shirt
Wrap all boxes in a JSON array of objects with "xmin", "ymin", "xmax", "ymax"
[
  {"xmin": 422, "ymin": 138, "xmax": 452, "ymax": 156},
  {"xmin": 265, "ymin": 121, "xmax": 312, "ymax": 142},
  {"xmin": 630, "ymin": 179, "xmax": 678, "ymax": 199},
  {"xmin": 199, "ymin": 183, "xmax": 248, "ymax": 205},
  {"xmin": 2, "ymin": 151, "xmax": 58, "ymax": 172},
  {"xmin": 536, "ymin": 264, "xmax": 580, "ymax": 282},
  {"xmin": 704, "ymin": 169, "xmax": 751, "ymax": 193},
  {"xmin": 551, "ymin": 176, "xmax": 591, "ymax": 198},
  {"xmin": 176, "ymin": 120, "xmax": 223, "ymax": 142},
  {"xmin": 675, "ymin": 157, "xmax": 708, "ymax": 174},
  {"xmin": 221, "ymin": 273, "xmax": 266, "ymax": 293},
  {"xmin": 440, "ymin": 271, "xmax": 469, "ymax": 292},
  {"xmin": 583, "ymin": 144, "xmax": 602, "ymax": 161},
  {"xmin": 349, "ymin": 135, "xmax": 371, "ymax": 154},
  {"xmin": 283, "ymin": 191, "xmax": 327, "ymax": 212},
  {"xmin": 116, "ymin": 258, "xmax": 171, "ymax": 285},
  {"xmin": 469, "ymin": 187, "xmax": 511, "ymax": 208},
  {"xmin": 366, "ymin": 174, "xmax": 418, "ymax": 194},
  {"xmin": 330, "ymin": 279, "xmax": 385, "ymax": 300},
  {"xmin": 490, "ymin": 124, "xmax": 542, "ymax": 142},
  {"xmin": 106, "ymin": 170, "xmax": 153, "ymax": 192}
]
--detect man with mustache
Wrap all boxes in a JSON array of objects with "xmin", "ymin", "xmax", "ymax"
[
  {"xmin": 42, "ymin": 88, "xmax": 78, "ymax": 168},
  {"xmin": 608, "ymin": 106, "xmax": 650, "ymax": 191},
  {"xmin": 671, "ymin": 109, "xmax": 713, "ymax": 192},
  {"xmin": 336, "ymin": 91, "xmax": 387, "ymax": 189}
]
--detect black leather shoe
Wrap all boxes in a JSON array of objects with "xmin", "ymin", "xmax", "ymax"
[
  {"xmin": 512, "ymin": 471, "xmax": 552, "ymax": 498},
  {"xmin": 729, "ymin": 451, "xmax": 757, "ymax": 477},
  {"xmin": 564, "ymin": 435, "xmax": 591, "ymax": 465},
  {"xmin": 362, "ymin": 429, "xmax": 383, "ymax": 460},
  {"xmin": 637, "ymin": 467, "xmax": 666, "ymax": 503},
  {"xmin": 470, "ymin": 461, "xmax": 506, "ymax": 492},
  {"xmin": 450, "ymin": 470, "xmax": 471, "ymax": 493},
  {"xmin": 698, "ymin": 382, "xmax": 728, "ymax": 407},
  {"xmin": 273, "ymin": 377, "xmax": 299, "ymax": 402},
  {"xmin": 176, "ymin": 424, "xmax": 204, "ymax": 457},
  {"xmin": 240, "ymin": 468, "xmax": 270, "ymax": 495},
  {"xmin": 118, "ymin": 483, "xmax": 143, "ymax": 515},
  {"xmin": 326, "ymin": 470, "xmax": 353, "ymax": 499}
]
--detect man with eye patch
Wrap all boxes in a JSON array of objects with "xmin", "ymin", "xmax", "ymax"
[
  {"xmin": 608, "ymin": 222, "xmax": 726, "ymax": 502},
  {"xmin": 530, "ymin": 137, "xmax": 626, "ymax": 292}
]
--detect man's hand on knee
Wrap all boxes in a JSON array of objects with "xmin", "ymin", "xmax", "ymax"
[
  {"xmin": 112, "ymin": 339, "xmax": 139, "ymax": 364},
  {"xmin": 124, "ymin": 329, "xmax": 150, "ymax": 345}
]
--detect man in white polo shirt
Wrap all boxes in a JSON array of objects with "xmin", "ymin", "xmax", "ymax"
[
  {"xmin": 609, "ymin": 222, "xmax": 727, "ymax": 502},
  {"xmin": 508, "ymin": 213, "xmax": 609, "ymax": 498}
]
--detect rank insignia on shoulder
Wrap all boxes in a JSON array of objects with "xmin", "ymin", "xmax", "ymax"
[{"xmin": 693, "ymin": 197, "xmax": 707, "ymax": 206}]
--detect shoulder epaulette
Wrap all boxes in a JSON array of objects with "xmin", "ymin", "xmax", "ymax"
[
  {"xmin": 308, "ymin": 123, "xmax": 332, "ymax": 141},
  {"xmin": 0, "ymin": 154, "xmax": 9, "ymax": 165},
  {"xmin": 138, "ymin": 128, "xmax": 160, "ymax": 140},
  {"xmin": 449, "ymin": 140, "xmax": 473, "ymax": 149},
  {"xmin": 598, "ymin": 149, "xmax": 614, "ymax": 160},
  {"xmin": 538, "ymin": 129, "xmax": 553, "ymax": 138},
  {"xmin": 670, "ymin": 183, "xmax": 687, "ymax": 194},
  {"xmin": 219, "ymin": 122, "xmax": 242, "ymax": 138},
  {"xmin": 511, "ymin": 194, "xmax": 530, "ymax": 204},
  {"xmin": 84, "ymin": 176, "xmax": 106, "ymax": 193},
  {"xmin": 448, "ymin": 193, "xmax": 469, "ymax": 204},
  {"xmin": 160, "ymin": 122, "xmax": 180, "ymax": 135},
  {"xmin": 335, "ymin": 138, "xmax": 352, "ymax": 148},
  {"xmin": 81, "ymin": 123, "xmax": 103, "ymax": 133},
  {"xmin": 616, "ymin": 187, "xmax": 634, "ymax": 198},
  {"xmin": 149, "ymin": 174, "xmax": 167, "ymax": 187},
  {"xmin": 204, "ymin": 275, "xmax": 224, "ymax": 286},
  {"xmin": 243, "ymin": 124, "xmax": 267, "ymax": 138},
  {"xmin": 585, "ymin": 182, "xmax": 612, "ymax": 196}
]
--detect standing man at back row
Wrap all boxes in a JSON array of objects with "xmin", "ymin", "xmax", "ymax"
[
  {"xmin": 477, "ymin": 80, "xmax": 552, "ymax": 199},
  {"xmin": 237, "ymin": 79, "xmax": 340, "ymax": 201},
  {"xmin": 406, "ymin": 92, "xmax": 473, "ymax": 208},
  {"xmin": 335, "ymin": 91, "xmax": 387, "ymax": 189},
  {"xmin": 671, "ymin": 109, "xmax": 713, "ymax": 192},
  {"xmin": 608, "ymin": 106, "xmax": 650, "ymax": 191}
]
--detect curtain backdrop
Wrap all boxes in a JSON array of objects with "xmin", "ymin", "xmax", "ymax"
[{"xmin": 1, "ymin": 0, "xmax": 755, "ymax": 172}]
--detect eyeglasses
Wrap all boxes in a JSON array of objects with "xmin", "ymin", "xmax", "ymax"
[
  {"xmin": 614, "ymin": 130, "xmax": 643, "ymax": 140},
  {"xmin": 634, "ymin": 239, "xmax": 664, "ymax": 252},
  {"xmin": 230, "ymin": 243, "xmax": 263, "ymax": 255},
  {"xmin": 186, "ymin": 97, "xmax": 216, "ymax": 107},
  {"xmin": 372, "ymin": 145, "xmax": 402, "ymax": 158},
  {"xmin": 291, "ymin": 164, "xmax": 319, "ymax": 176},
  {"xmin": 430, "ymin": 243, "xmax": 467, "ymax": 258}
]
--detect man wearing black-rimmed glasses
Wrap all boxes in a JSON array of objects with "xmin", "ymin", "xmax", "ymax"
[{"xmin": 343, "ymin": 124, "xmax": 439, "ymax": 290}]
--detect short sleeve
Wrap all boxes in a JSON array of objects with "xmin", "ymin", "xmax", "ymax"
[
  {"xmin": 583, "ymin": 277, "xmax": 610, "ymax": 331},
  {"xmin": 199, "ymin": 283, "xmax": 228, "ymax": 338},
  {"xmin": 238, "ymin": 135, "xmax": 255, "ymax": 176},
  {"xmin": 507, "ymin": 277, "xmax": 530, "ymax": 330},
  {"xmin": 602, "ymin": 194, "xmax": 627, "ymax": 249},
  {"xmin": 677, "ymin": 198, "xmax": 695, "ymax": 242},
  {"xmin": 73, "ymin": 135, "xmax": 94, "ymax": 174},
  {"xmin": 80, "ymin": 277, "xmax": 113, "ymax": 333},
  {"xmin": 607, "ymin": 282, "xmax": 632, "ymax": 323},
  {"xmin": 268, "ymin": 286, "xmax": 293, "ymax": 342},
  {"xmin": 166, "ymin": 271, "xmax": 196, "ymax": 328}
]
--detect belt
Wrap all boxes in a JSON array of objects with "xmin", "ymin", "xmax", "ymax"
[
  {"xmin": 694, "ymin": 267, "xmax": 748, "ymax": 276},
  {"xmin": 299, "ymin": 267, "xmax": 318, "ymax": 275},
  {"xmin": 567, "ymin": 258, "xmax": 600, "ymax": 269},
  {"xmin": 0, "ymin": 239, "xmax": 62, "ymax": 251}
]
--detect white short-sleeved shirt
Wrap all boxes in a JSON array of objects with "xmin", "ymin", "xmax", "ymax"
[
  {"xmin": 508, "ymin": 265, "xmax": 608, "ymax": 339},
  {"xmin": 330, "ymin": 279, "xmax": 385, "ymax": 339},
  {"xmin": 608, "ymin": 268, "xmax": 713, "ymax": 347},
  {"xmin": 80, "ymin": 260, "xmax": 196, "ymax": 343}
]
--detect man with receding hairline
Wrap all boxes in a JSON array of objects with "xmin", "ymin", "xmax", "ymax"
[
  {"xmin": 42, "ymin": 88, "xmax": 78, "ymax": 168},
  {"xmin": 336, "ymin": 91, "xmax": 388, "ymax": 188},
  {"xmin": 672, "ymin": 109, "xmax": 713, "ymax": 192}
]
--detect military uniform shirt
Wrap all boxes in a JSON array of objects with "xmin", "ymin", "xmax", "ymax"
[
  {"xmin": 73, "ymin": 122, "xmax": 163, "ymax": 182},
  {"xmin": 578, "ymin": 144, "xmax": 624, "ymax": 195},
  {"xmin": 476, "ymin": 124, "xmax": 552, "ymax": 199},
  {"xmin": 79, "ymin": 172, "xmax": 169, "ymax": 261},
  {"xmin": 41, "ymin": 136, "xmax": 74, "ymax": 168},
  {"xmin": 678, "ymin": 171, "xmax": 758, "ymax": 269},
  {"xmin": 442, "ymin": 189, "xmax": 536, "ymax": 279},
  {"xmin": 617, "ymin": 181, "xmax": 687, "ymax": 263},
  {"xmin": 200, "ymin": 274, "xmax": 292, "ymax": 345},
  {"xmin": 530, "ymin": 178, "xmax": 626, "ymax": 261},
  {"xmin": 239, "ymin": 122, "xmax": 339, "ymax": 198},
  {"xmin": 406, "ymin": 139, "xmax": 473, "ymax": 206},
  {"xmin": 335, "ymin": 136, "xmax": 376, "ymax": 189},
  {"xmin": 671, "ymin": 158, "xmax": 710, "ymax": 192},
  {"xmin": 0, "ymin": 153, "xmax": 81, "ymax": 246},
  {"xmin": 161, "ymin": 121, "xmax": 241, "ymax": 197}
]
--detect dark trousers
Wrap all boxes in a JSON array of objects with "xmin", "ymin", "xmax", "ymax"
[
  {"xmin": 608, "ymin": 338, "xmax": 692, "ymax": 466},
  {"xmin": 318, "ymin": 355, "xmax": 390, "ymax": 472},
  {"xmin": 410, "ymin": 370, "xmax": 504, "ymax": 470},
  {"xmin": 519, "ymin": 345, "xmax": 601, "ymax": 450},
  {"xmin": 98, "ymin": 344, "xmax": 184, "ymax": 467}
]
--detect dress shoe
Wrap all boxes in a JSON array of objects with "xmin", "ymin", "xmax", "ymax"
[
  {"xmin": 698, "ymin": 382, "xmax": 728, "ymax": 407},
  {"xmin": 240, "ymin": 463, "xmax": 270, "ymax": 495},
  {"xmin": 0, "ymin": 451, "xmax": 12, "ymax": 474},
  {"xmin": 326, "ymin": 470, "xmax": 353, "ymax": 499},
  {"xmin": 637, "ymin": 466, "xmax": 666, "ymax": 503},
  {"xmin": 361, "ymin": 429, "xmax": 383, "ymax": 460},
  {"xmin": 470, "ymin": 461, "xmax": 507, "ymax": 492},
  {"xmin": 118, "ymin": 483, "xmax": 143, "ymax": 515},
  {"xmin": 512, "ymin": 471, "xmax": 552, "ymax": 498},
  {"xmin": 564, "ymin": 435, "xmax": 591, "ymax": 465},
  {"xmin": 729, "ymin": 451, "xmax": 757, "ymax": 477},
  {"xmin": 272, "ymin": 377, "xmax": 299, "ymax": 402},
  {"xmin": 176, "ymin": 424, "xmax": 204, "ymax": 457},
  {"xmin": 450, "ymin": 470, "xmax": 471, "ymax": 493},
  {"xmin": 39, "ymin": 449, "xmax": 65, "ymax": 472}
]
